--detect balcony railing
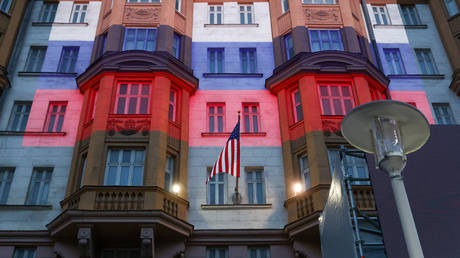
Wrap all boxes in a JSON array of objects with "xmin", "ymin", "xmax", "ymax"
[{"xmin": 61, "ymin": 186, "xmax": 189, "ymax": 220}]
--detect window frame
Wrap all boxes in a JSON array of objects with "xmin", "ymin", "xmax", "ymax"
[
  {"xmin": 318, "ymin": 84, "xmax": 355, "ymax": 116},
  {"xmin": 299, "ymin": 155, "xmax": 311, "ymax": 190},
  {"xmin": 57, "ymin": 46, "xmax": 79, "ymax": 73},
  {"xmin": 168, "ymin": 88, "xmax": 178, "ymax": 122},
  {"xmin": 242, "ymin": 103, "xmax": 260, "ymax": 133},
  {"xmin": 0, "ymin": 167, "xmax": 14, "ymax": 204},
  {"xmin": 400, "ymin": 5, "xmax": 421, "ymax": 25},
  {"xmin": 284, "ymin": 33, "xmax": 294, "ymax": 60},
  {"xmin": 123, "ymin": 28, "xmax": 157, "ymax": 51},
  {"xmin": 309, "ymin": 29, "xmax": 344, "ymax": 52},
  {"xmin": 207, "ymin": 103, "xmax": 225, "ymax": 133},
  {"xmin": 248, "ymin": 247, "xmax": 270, "ymax": 258},
  {"xmin": 39, "ymin": 2, "xmax": 58, "ymax": 23},
  {"xmin": 13, "ymin": 248, "xmax": 36, "ymax": 258},
  {"xmin": 175, "ymin": 0, "xmax": 181, "ymax": 12},
  {"xmin": 327, "ymin": 150, "xmax": 370, "ymax": 184},
  {"xmin": 7, "ymin": 101, "xmax": 32, "ymax": 132},
  {"xmin": 24, "ymin": 46, "xmax": 47, "ymax": 72},
  {"xmin": 282, "ymin": 0, "xmax": 289, "ymax": 13},
  {"xmin": 173, "ymin": 33, "xmax": 181, "ymax": 59},
  {"xmin": 207, "ymin": 168, "xmax": 227, "ymax": 205},
  {"xmin": 443, "ymin": 0, "xmax": 460, "ymax": 17},
  {"xmin": 206, "ymin": 247, "xmax": 228, "ymax": 258},
  {"xmin": 165, "ymin": 155, "xmax": 175, "ymax": 192},
  {"xmin": 246, "ymin": 169, "xmax": 266, "ymax": 204},
  {"xmin": 372, "ymin": 5, "xmax": 391, "ymax": 25},
  {"xmin": 0, "ymin": 0, "xmax": 13, "ymax": 13},
  {"xmin": 239, "ymin": 48, "xmax": 257, "ymax": 74},
  {"xmin": 44, "ymin": 101, "xmax": 67, "ymax": 132},
  {"xmin": 113, "ymin": 82, "xmax": 151, "ymax": 115},
  {"xmin": 70, "ymin": 3, "xmax": 88, "ymax": 23},
  {"xmin": 208, "ymin": 48, "xmax": 224, "ymax": 73},
  {"xmin": 433, "ymin": 103, "xmax": 456, "ymax": 125},
  {"xmin": 104, "ymin": 148, "xmax": 146, "ymax": 186},
  {"xmin": 414, "ymin": 48, "xmax": 438, "ymax": 75},
  {"xmin": 291, "ymin": 88, "xmax": 303, "ymax": 123},
  {"xmin": 209, "ymin": 5, "xmax": 223, "ymax": 25},
  {"xmin": 239, "ymin": 5, "xmax": 254, "ymax": 24},
  {"xmin": 26, "ymin": 167, "xmax": 53, "ymax": 205},
  {"xmin": 383, "ymin": 48, "xmax": 406, "ymax": 75}
]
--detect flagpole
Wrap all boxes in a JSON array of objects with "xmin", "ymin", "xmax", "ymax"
[{"xmin": 234, "ymin": 111, "xmax": 241, "ymax": 204}]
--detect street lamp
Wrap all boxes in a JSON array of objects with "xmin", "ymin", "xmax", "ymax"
[{"xmin": 341, "ymin": 100, "xmax": 430, "ymax": 258}]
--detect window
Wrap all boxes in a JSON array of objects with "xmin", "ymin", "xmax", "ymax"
[
  {"xmin": 79, "ymin": 154, "xmax": 87, "ymax": 187},
  {"xmin": 400, "ymin": 5, "xmax": 421, "ymax": 25},
  {"xmin": 207, "ymin": 170, "xmax": 226, "ymax": 204},
  {"xmin": 105, "ymin": 149, "xmax": 145, "ymax": 186},
  {"xmin": 247, "ymin": 170, "xmax": 265, "ymax": 204},
  {"xmin": 299, "ymin": 155, "xmax": 310, "ymax": 190},
  {"xmin": 291, "ymin": 89, "xmax": 303, "ymax": 122},
  {"xmin": 165, "ymin": 155, "xmax": 174, "ymax": 192},
  {"xmin": 169, "ymin": 89, "xmax": 177, "ymax": 121},
  {"xmin": 123, "ymin": 28, "xmax": 157, "ymax": 51},
  {"xmin": 309, "ymin": 30, "xmax": 343, "ymax": 52},
  {"xmin": 282, "ymin": 0, "xmax": 289, "ymax": 13},
  {"xmin": 433, "ymin": 103, "xmax": 456, "ymax": 125},
  {"xmin": 173, "ymin": 33, "xmax": 181, "ymax": 58},
  {"xmin": 328, "ymin": 150, "xmax": 370, "ymax": 185},
  {"xmin": 242, "ymin": 103, "xmax": 259, "ymax": 133},
  {"xmin": 26, "ymin": 168, "xmax": 52, "ymax": 205},
  {"xmin": 58, "ymin": 46, "xmax": 79, "ymax": 73},
  {"xmin": 127, "ymin": 0, "xmax": 160, "ymax": 2},
  {"xmin": 114, "ymin": 83, "xmax": 150, "ymax": 114},
  {"xmin": 8, "ymin": 102, "xmax": 32, "ymax": 132},
  {"xmin": 45, "ymin": 102, "xmax": 67, "ymax": 132},
  {"xmin": 240, "ymin": 48, "xmax": 256, "ymax": 73},
  {"xmin": 319, "ymin": 85, "xmax": 354, "ymax": 115},
  {"xmin": 208, "ymin": 48, "xmax": 224, "ymax": 73},
  {"xmin": 89, "ymin": 89, "xmax": 99, "ymax": 121},
  {"xmin": 13, "ymin": 248, "xmax": 36, "ymax": 258},
  {"xmin": 383, "ymin": 48, "xmax": 406, "ymax": 75},
  {"xmin": 206, "ymin": 247, "xmax": 228, "ymax": 258},
  {"xmin": 175, "ymin": 0, "xmax": 181, "ymax": 12},
  {"xmin": 99, "ymin": 33, "xmax": 107, "ymax": 57},
  {"xmin": 207, "ymin": 104, "xmax": 225, "ymax": 133},
  {"xmin": 24, "ymin": 46, "xmax": 47, "ymax": 72},
  {"xmin": 284, "ymin": 33, "xmax": 294, "ymax": 60},
  {"xmin": 373, "ymin": 6, "xmax": 390, "ymax": 25},
  {"xmin": 39, "ymin": 2, "xmax": 58, "ymax": 22},
  {"xmin": 248, "ymin": 247, "xmax": 270, "ymax": 258},
  {"xmin": 443, "ymin": 0, "xmax": 459, "ymax": 17},
  {"xmin": 240, "ymin": 5, "xmax": 253, "ymax": 24},
  {"xmin": 303, "ymin": 0, "xmax": 336, "ymax": 4},
  {"xmin": 71, "ymin": 4, "xmax": 87, "ymax": 23},
  {"xmin": 0, "ymin": 168, "xmax": 14, "ymax": 204},
  {"xmin": 209, "ymin": 5, "xmax": 223, "ymax": 24},
  {"xmin": 101, "ymin": 249, "xmax": 140, "ymax": 258},
  {"xmin": 415, "ymin": 49, "xmax": 438, "ymax": 75},
  {"xmin": 0, "ymin": 0, "xmax": 13, "ymax": 13}
]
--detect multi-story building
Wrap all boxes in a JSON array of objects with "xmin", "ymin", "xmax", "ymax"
[{"xmin": 0, "ymin": 0, "xmax": 458, "ymax": 257}]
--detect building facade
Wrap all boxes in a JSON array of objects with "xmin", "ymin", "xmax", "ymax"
[{"xmin": 0, "ymin": 0, "xmax": 458, "ymax": 257}]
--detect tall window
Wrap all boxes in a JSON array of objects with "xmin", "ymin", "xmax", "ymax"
[
  {"xmin": 8, "ymin": 102, "xmax": 32, "ymax": 132},
  {"xmin": 400, "ymin": 5, "xmax": 421, "ymax": 25},
  {"xmin": 0, "ymin": 168, "xmax": 14, "ymax": 204},
  {"xmin": 169, "ymin": 89, "xmax": 177, "ymax": 121},
  {"xmin": 247, "ymin": 170, "xmax": 265, "ymax": 204},
  {"xmin": 26, "ymin": 168, "xmax": 53, "ymax": 205},
  {"xmin": 71, "ymin": 4, "xmax": 87, "ymax": 23},
  {"xmin": 328, "ymin": 150, "xmax": 369, "ymax": 185},
  {"xmin": 248, "ymin": 247, "xmax": 270, "ymax": 258},
  {"xmin": 206, "ymin": 247, "xmax": 228, "ymax": 258},
  {"xmin": 208, "ymin": 48, "xmax": 224, "ymax": 73},
  {"xmin": 175, "ymin": 0, "xmax": 181, "ymax": 12},
  {"xmin": 207, "ymin": 104, "xmax": 225, "ymax": 133},
  {"xmin": 242, "ymin": 103, "xmax": 259, "ymax": 133},
  {"xmin": 284, "ymin": 33, "xmax": 294, "ymax": 60},
  {"xmin": 173, "ymin": 33, "xmax": 181, "ymax": 58},
  {"xmin": 208, "ymin": 170, "xmax": 226, "ymax": 204},
  {"xmin": 13, "ymin": 248, "xmax": 36, "ymax": 258},
  {"xmin": 291, "ymin": 89, "xmax": 303, "ymax": 122},
  {"xmin": 45, "ymin": 102, "xmax": 67, "ymax": 132},
  {"xmin": 209, "ymin": 5, "xmax": 223, "ymax": 24},
  {"xmin": 319, "ymin": 85, "xmax": 354, "ymax": 115},
  {"xmin": 433, "ymin": 103, "xmax": 456, "ymax": 125},
  {"xmin": 299, "ymin": 155, "xmax": 310, "ymax": 190},
  {"xmin": 415, "ymin": 49, "xmax": 438, "ymax": 75},
  {"xmin": 309, "ymin": 30, "xmax": 343, "ymax": 52},
  {"xmin": 114, "ymin": 83, "xmax": 150, "ymax": 114},
  {"xmin": 39, "ymin": 3, "xmax": 58, "ymax": 22},
  {"xmin": 373, "ymin": 6, "xmax": 390, "ymax": 25},
  {"xmin": 282, "ymin": 0, "xmax": 289, "ymax": 13},
  {"xmin": 165, "ymin": 155, "xmax": 174, "ymax": 192},
  {"xmin": 58, "ymin": 46, "xmax": 79, "ymax": 73},
  {"xmin": 240, "ymin": 48, "xmax": 256, "ymax": 73},
  {"xmin": 79, "ymin": 154, "xmax": 87, "ymax": 187},
  {"xmin": 123, "ymin": 28, "xmax": 157, "ymax": 51},
  {"xmin": 105, "ymin": 149, "xmax": 145, "ymax": 186},
  {"xmin": 383, "ymin": 48, "xmax": 406, "ymax": 75},
  {"xmin": 443, "ymin": 0, "xmax": 459, "ymax": 17},
  {"xmin": 0, "ymin": 0, "xmax": 13, "ymax": 13},
  {"xmin": 303, "ymin": 0, "xmax": 336, "ymax": 4},
  {"xmin": 239, "ymin": 5, "xmax": 253, "ymax": 24},
  {"xmin": 24, "ymin": 46, "xmax": 47, "ymax": 72},
  {"xmin": 89, "ymin": 89, "xmax": 99, "ymax": 121}
]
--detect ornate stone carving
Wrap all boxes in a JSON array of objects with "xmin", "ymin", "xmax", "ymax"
[
  {"xmin": 107, "ymin": 118, "xmax": 150, "ymax": 136},
  {"xmin": 77, "ymin": 227, "xmax": 93, "ymax": 258},
  {"xmin": 123, "ymin": 7, "xmax": 160, "ymax": 24},
  {"xmin": 140, "ymin": 227, "xmax": 154, "ymax": 258},
  {"xmin": 304, "ymin": 6, "xmax": 342, "ymax": 25},
  {"xmin": 322, "ymin": 119, "xmax": 342, "ymax": 137}
]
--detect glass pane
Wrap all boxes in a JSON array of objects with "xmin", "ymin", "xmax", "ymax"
[
  {"xmin": 40, "ymin": 181, "xmax": 49, "ymax": 204},
  {"xmin": 256, "ymin": 183, "xmax": 263, "ymax": 204},
  {"xmin": 240, "ymin": 13, "xmax": 245, "ymax": 24},
  {"xmin": 322, "ymin": 99, "xmax": 332, "ymax": 115},
  {"xmin": 217, "ymin": 116, "xmax": 223, "ymax": 132},
  {"xmin": 133, "ymin": 166, "xmax": 143, "ymax": 186},
  {"xmin": 244, "ymin": 106, "xmax": 249, "ymax": 113},
  {"xmin": 244, "ymin": 115, "xmax": 250, "ymax": 132},
  {"xmin": 142, "ymin": 85, "xmax": 150, "ymax": 95},
  {"xmin": 56, "ymin": 114, "xmax": 64, "ymax": 132},
  {"xmin": 253, "ymin": 115, "xmax": 258, "ymax": 132},
  {"xmin": 140, "ymin": 98, "xmax": 148, "ymax": 114},
  {"xmin": 294, "ymin": 91, "xmax": 301, "ymax": 104},
  {"xmin": 333, "ymin": 99, "xmax": 343, "ymax": 115},
  {"xmin": 217, "ymin": 13, "xmax": 221, "ymax": 24},
  {"xmin": 331, "ymin": 86, "xmax": 339, "ymax": 96},
  {"xmin": 247, "ymin": 13, "xmax": 252, "ymax": 24},
  {"xmin": 344, "ymin": 99, "xmax": 353, "ymax": 114},
  {"xmin": 209, "ymin": 116, "xmax": 215, "ymax": 132},
  {"xmin": 135, "ymin": 150, "xmax": 144, "ymax": 162},
  {"xmin": 131, "ymin": 84, "xmax": 139, "ymax": 95},
  {"xmin": 47, "ymin": 115, "xmax": 56, "ymax": 132},
  {"xmin": 136, "ymin": 30, "xmax": 146, "ymax": 50},
  {"xmin": 110, "ymin": 150, "xmax": 119, "ymax": 163},
  {"xmin": 248, "ymin": 182, "xmax": 254, "ymax": 204},
  {"xmin": 128, "ymin": 98, "xmax": 138, "ymax": 114},
  {"xmin": 218, "ymin": 184, "xmax": 224, "ymax": 204},
  {"xmin": 296, "ymin": 106, "xmax": 303, "ymax": 121},
  {"xmin": 120, "ymin": 166, "xmax": 129, "ymax": 185},
  {"xmin": 119, "ymin": 84, "xmax": 128, "ymax": 94},
  {"xmin": 209, "ymin": 106, "xmax": 214, "ymax": 114},
  {"xmin": 341, "ymin": 86, "xmax": 350, "ymax": 97},
  {"xmin": 320, "ymin": 86, "xmax": 328, "ymax": 96},
  {"xmin": 217, "ymin": 106, "xmax": 223, "ymax": 113},
  {"xmin": 122, "ymin": 150, "xmax": 131, "ymax": 163},
  {"xmin": 210, "ymin": 184, "xmax": 215, "ymax": 204}
]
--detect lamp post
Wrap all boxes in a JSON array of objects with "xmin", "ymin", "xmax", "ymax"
[{"xmin": 341, "ymin": 100, "xmax": 430, "ymax": 258}]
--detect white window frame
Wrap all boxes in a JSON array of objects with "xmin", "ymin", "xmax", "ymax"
[
  {"xmin": 165, "ymin": 155, "xmax": 174, "ymax": 192},
  {"xmin": 282, "ymin": 0, "xmax": 289, "ymax": 13},
  {"xmin": 70, "ymin": 3, "xmax": 88, "ymax": 23},
  {"xmin": 239, "ymin": 5, "xmax": 254, "ymax": 24},
  {"xmin": 299, "ymin": 155, "xmax": 311, "ymax": 190},
  {"xmin": 209, "ymin": 5, "xmax": 223, "ymax": 24},
  {"xmin": 372, "ymin": 5, "xmax": 391, "ymax": 25},
  {"xmin": 207, "ymin": 169, "xmax": 227, "ymax": 205},
  {"xmin": 104, "ymin": 149, "xmax": 145, "ymax": 186}
]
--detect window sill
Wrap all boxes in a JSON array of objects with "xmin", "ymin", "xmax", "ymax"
[
  {"xmin": 204, "ymin": 23, "xmax": 259, "ymax": 28},
  {"xmin": 387, "ymin": 74, "xmax": 445, "ymax": 79},
  {"xmin": 201, "ymin": 132, "xmax": 267, "ymax": 137},
  {"xmin": 0, "ymin": 204, "xmax": 53, "ymax": 210},
  {"xmin": 373, "ymin": 24, "xmax": 427, "ymax": 29},
  {"xmin": 52, "ymin": 22, "xmax": 89, "ymax": 26},
  {"xmin": 18, "ymin": 72, "xmax": 78, "ymax": 77},
  {"xmin": 202, "ymin": 73, "xmax": 263, "ymax": 78},
  {"xmin": 201, "ymin": 203, "xmax": 272, "ymax": 210},
  {"xmin": 31, "ymin": 22, "xmax": 53, "ymax": 26},
  {"xmin": 0, "ymin": 131, "xmax": 66, "ymax": 136}
]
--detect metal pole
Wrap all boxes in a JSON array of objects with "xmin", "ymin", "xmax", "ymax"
[{"xmin": 389, "ymin": 173, "xmax": 424, "ymax": 258}]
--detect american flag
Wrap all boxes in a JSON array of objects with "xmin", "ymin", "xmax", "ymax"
[{"xmin": 206, "ymin": 118, "xmax": 240, "ymax": 184}]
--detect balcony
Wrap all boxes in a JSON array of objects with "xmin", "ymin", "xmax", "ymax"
[{"xmin": 61, "ymin": 186, "xmax": 189, "ymax": 220}]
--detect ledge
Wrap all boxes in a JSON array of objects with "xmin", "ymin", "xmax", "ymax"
[
  {"xmin": 51, "ymin": 22, "xmax": 89, "ymax": 26},
  {"xmin": 0, "ymin": 131, "xmax": 66, "ymax": 136},
  {"xmin": 204, "ymin": 23, "xmax": 259, "ymax": 28},
  {"xmin": 203, "ymin": 73, "xmax": 263, "ymax": 78},
  {"xmin": 0, "ymin": 10, "xmax": 11, "ymax": 17},
  {"xmin": 387, "ymin": 74, "xmax": 445, "ymax": 79},
  {"xmin": 373, "ymin": 24, "xmax": 427, "ymax": 29},
  {"xmin": 448, "ymin": 13, "xmax": 460, "ymax": 22},
  {"xmin": 201, "ymin": 204, "xmax": 272, "ymax": 210},
  {"xmin": 0, "ymin": 205, "xmax": 53, "ymax": 210},
  {"xmin": 18, "ymin": 72, "xmax": 78, "ymax": 77},
  {"xmin": 31, "ymin": 22, "xmax": 53, "ymax": 26},
  {"xmin": 201, "ymin": 132, "xmax": 267, "ymax": 137}
]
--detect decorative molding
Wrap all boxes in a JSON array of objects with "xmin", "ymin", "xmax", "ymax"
[
  {"xmin": 304, "ymin": 6, "xmax": 342, "ymax": 25},
  {"xmin": 107, "ymin": 118, "xmax": 150, "ymax": 136},
  {"xmin": 123, "ymin": 6, "xmax": 160, "ymax": 24},
  {"xmin": 140, "ymin": 227, "xmax": 153, "ymax": 258},
  {"xmin": 77, "ymin": 227, "xmax": 93, "ymax": 258},
  {"xmin": 322, "ymin": 118, "xmax": 342, "ymax": 137}
]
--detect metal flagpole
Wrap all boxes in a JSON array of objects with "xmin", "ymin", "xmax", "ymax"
[{"xmin": 233, "ymin": 111, "xmax": 241, "ymax": 204}]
